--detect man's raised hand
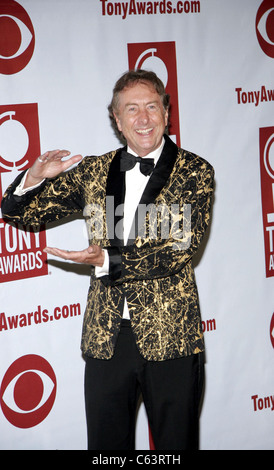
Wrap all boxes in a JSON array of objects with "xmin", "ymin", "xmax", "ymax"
[{"xmin": 24, "ymin": 150, "xmax": 82, "ymax": 188}]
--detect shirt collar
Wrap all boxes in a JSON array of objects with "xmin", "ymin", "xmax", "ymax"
[{"xmin": 127, "ymin": 137, "xmax": 165, "ymax": 166}]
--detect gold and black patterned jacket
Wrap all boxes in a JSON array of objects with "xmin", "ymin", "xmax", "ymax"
[{"xmin": 1, "ymin": 135, "xmax": 214, "ymax": 361}]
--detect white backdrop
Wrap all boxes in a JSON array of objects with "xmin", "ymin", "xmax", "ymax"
[{"xmin": 0, "ymin": 0, "xmax": 274, "ymax": 451}]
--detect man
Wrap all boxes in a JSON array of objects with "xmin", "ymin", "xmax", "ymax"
[{"xmin": 1, "ymin": 70, "xmax": 214, "ymax": 450}]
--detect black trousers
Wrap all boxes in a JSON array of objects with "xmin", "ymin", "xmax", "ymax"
[{"xmin": 84, "ymin": 320, "xmax": 204, "ymax": 450}]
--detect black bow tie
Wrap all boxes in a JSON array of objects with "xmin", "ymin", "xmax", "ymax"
[{"xmin": 120, "ymin": 151, "xmax": 154, "ymax": 176}]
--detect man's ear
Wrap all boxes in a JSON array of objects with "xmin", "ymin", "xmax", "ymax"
[{"xmin": 164, "ymin": 107, "xmax": 169, "ymax": 127}]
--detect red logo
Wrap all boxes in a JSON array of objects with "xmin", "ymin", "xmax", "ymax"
[
  {"xmin": 0, "ymin": 355, "xmax": 57, "ymax": 428},
  {"xmin": 0, "ymin": 103, "xmax": 48, "ymax": 283},
  {"xmin": 270, "ymin": 313, "xmax": 274, "ymax": 348},
  {"xmin": 128, "ymin": 41, "xmax": 181, "ymax": 146},
  {"xmin": 259, "ymin": 127, "xmax": 274, "ymax": 277},
  {"xmin": 0, "ymin": 0, "xmax": 35, "ymax": 75},
  {"xmin": 256, "ymin": 0, "xmax": 274, "ymax": 58},
  {"xmin": 269, "ymin": 313, "xmax": 274, "ymax": 348}
]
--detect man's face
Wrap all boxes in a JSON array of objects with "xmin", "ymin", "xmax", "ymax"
[{"xmin": 114, "ymin": 81, "xmax": 168, "ymax": 157}]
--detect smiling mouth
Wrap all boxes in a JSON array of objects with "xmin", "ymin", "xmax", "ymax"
[{"xmin": 136, "ymin": 128, "xmax": 153, "ymax": 135}]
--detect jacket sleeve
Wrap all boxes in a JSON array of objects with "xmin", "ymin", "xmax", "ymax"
[
  {"xmin": 103, "ymin": 161, "xmax": 214, "ymax": 285},
  {"xmin": 1, "ymin": 163, "xmax": 87, "ymax": 227}
]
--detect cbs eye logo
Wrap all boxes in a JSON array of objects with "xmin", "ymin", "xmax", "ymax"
[
  {"xmin": 0, "ymin": 0, "xmax": 35, "ymax": 75},
  {"xmin": 270, "ymin": 313, "xmax": 274, "ymax": 349},
  {"xmin": 0, "ymin": 355, "xmax": 57, "ymax": 428},
  {"xmin": 256, "ymin": 0, "xmax": 274, "ymax": 58}
]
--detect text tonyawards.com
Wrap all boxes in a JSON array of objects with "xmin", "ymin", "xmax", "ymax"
[
  {"xmin": 0, "ymin": 303, "xmax": 81, "ymax": 332},
  {"xmin": 100, "ymin": 0, "xmax": 201, "ymax": 20}
]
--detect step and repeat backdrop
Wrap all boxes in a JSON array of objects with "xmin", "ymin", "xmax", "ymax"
[{"xmin": 0, "ymin": 0, "xmax": 273, "ymax": 450}]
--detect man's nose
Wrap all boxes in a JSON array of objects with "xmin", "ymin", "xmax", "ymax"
[{"xmin": 138, "ymin": 108, "xmax": 149, "ymax": 123}]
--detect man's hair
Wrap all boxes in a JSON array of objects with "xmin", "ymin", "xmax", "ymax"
[{"xmin": 108, "ymin": 69, "xmax": 170, "ymax": 139}]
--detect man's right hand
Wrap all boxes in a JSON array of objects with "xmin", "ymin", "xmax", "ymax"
[{"xmin": 24, "ymin": 149, "xmax": 82, "ymax": 188}]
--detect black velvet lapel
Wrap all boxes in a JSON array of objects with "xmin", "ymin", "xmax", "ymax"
[
  {"xmin": 105, "ymin": 147, "xmax": 126, "ymax": 247},
  {"xmin": 106, "ymin": 135, "xmax": 179, "ymax": 247},
  {"xmin": 127, "ymin": 135, "xmax": 179, "ymax": 245},
  {"xmin": 139, "ymin": 134, "xmax": 178, "ymax": 206}
]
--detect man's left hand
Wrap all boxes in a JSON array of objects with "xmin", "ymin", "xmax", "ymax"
[{"xmin": 44, "ymin": 245, "xmax": 105, "ymax": 267}]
